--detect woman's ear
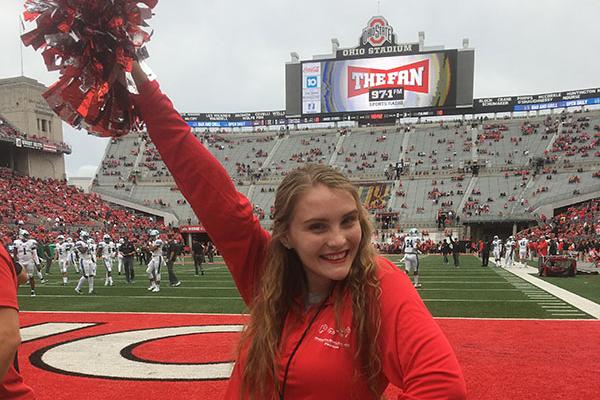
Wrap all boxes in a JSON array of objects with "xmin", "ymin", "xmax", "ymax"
[{"xmin": 280, "ymin": 236, "xmax": 291, "ymax": 250}]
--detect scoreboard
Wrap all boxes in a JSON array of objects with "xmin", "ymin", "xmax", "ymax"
[{"xmin": 286, "ymin": 16, "xmax": 475, "ymax": 117}]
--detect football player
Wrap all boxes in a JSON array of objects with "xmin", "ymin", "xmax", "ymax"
[
  {"xmin": 492, "ymin": 235, "xmax": 503, "ymax": 265},
  {"xmin": 65, "ymin": 237, "xmax": 78, "ymax": 273},
  {"xmin": 517, "ymin": 236, "xmax": 529, "ymax": 265},
  {"xmin": 116, "ymin": 238, "xmax": 124, "ymax": 275},
  {"xmin": 13, "ymin": 230, "xmax": 46, "ymax": 296},
  {"xmin": 504, "ymin": 236, "xmax": 516, "ymax": 267},
  {"xmin": 97, "ymin": 234, "xmax": 116, "ymax": 286},
  {"xmin": 74, "ymin": 231, "xmax": 96, "ymax": 294},
  {"xmin": 146, "ymin": 230, "xmax": 164, "ymax": 293},
  {"xmin": 402, "ymin": 228, "xmax": 422, "ymax": 288},
  {"xmin": 55, "ymin": 235, "xmax": 70, "ymax": 285}
]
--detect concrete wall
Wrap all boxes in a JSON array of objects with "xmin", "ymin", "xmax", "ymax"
[
  {"xmin": 28, "ymin": 151, "xmax": 66, "ymax": 180},
  {"xmin": 0, "ymin": 76, "xmax": 66, "ymax": 179}
]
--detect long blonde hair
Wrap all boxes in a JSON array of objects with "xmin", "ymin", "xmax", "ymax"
[{"xmin": 239, "ymin": 164, "xmax": 382, "ymax": 399}]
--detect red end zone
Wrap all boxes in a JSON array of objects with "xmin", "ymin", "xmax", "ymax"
[{"xmin": 18, "ymin": 312, "xmax": 600, "ymax": 400}]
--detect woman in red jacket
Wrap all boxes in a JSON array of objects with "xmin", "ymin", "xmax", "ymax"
[
  {"xmin": 132, "ymin": 63, "xmax": 466, "ymax": 400},
  {"xmin": 0, "ymin": 239, "xmax": 35, "ymax": 399}
]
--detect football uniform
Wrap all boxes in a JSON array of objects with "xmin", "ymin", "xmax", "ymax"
[
  {"xmin": 75, "ymin": 240, "xmax": 96, "ymax": 277},
  {"xmin": 116, "ymin": 242, "xmax": 124, "ymax": 274},
  {"xmin": 98, "ymin": 239, "xmax": 116, "ymax": 286},
  {"xmin": 146, "ymin": 238, "xmax": 164, "ymax": 283},
  {"xmin": 74, "ymin": 237, "xmax": 97, "ymax": 295},
  {"xmin": 403, "ymin": 236, "xmax": 420, "ymax": 273},
  {"xmin": 56, "ymin": 241, "xmax": 70, "ymax": 274},
  {"xmin": 492, "ymin": 238, "xmax": 503, "ymax": 263},
  {"xmin": 504, "ymin": 238, "xmax": 516, "ymax": 267},
  {"xmin": 98, "ymin": 241, "xmax": 115, "ymax": 272},
  {"xmin": 65, "ymin": 240, "xmax": 78, "ymax": 272},
  {"xmin": 14, "ymin": 238, "xmax": 41, "ymax": 278},
  {"xmin": 87, "ymin": 240, "xmax": 97, "ymax": 264},
  {"xmin": 518, "ymin": 238, "xmax": 529, "ymax": 261}
]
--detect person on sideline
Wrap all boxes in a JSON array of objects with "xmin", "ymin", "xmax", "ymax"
[
  {"xmin": 120, "ymin": 237, "xmax": 136, "ymax": 284},
  {"xmin": 448, "ymin": 235, "xmax": 461, "ymax": 268},
  {"xmin": 131, "ymin": 62, "xmax": 466, "ymax": 399},
  {"xmin": 165, "ymin": 238, "xmax": 182, "ymax": 287},
  {"xmin": 191, "ymin": 239, "xmax": 205, "ymax": 276}
]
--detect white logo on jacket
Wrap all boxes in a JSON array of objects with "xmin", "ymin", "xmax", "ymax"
[{"xmin": 315, "ymin": 324, "xmax": 351, "ymax": 349}]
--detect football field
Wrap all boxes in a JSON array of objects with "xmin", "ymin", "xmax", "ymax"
[
  {"xmin": 16, "ymin": 254, "xmax": 600, "ymax": 400},
  {"xmin": 18, "ymin": 254, "xmax": 597, "ymax": 319}
]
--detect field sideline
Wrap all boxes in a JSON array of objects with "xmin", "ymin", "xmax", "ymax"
[{"xmin": 18, "ymin": 254, "xmax": 597, "ymax": 319}]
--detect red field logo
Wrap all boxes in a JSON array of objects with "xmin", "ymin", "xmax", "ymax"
[
  {"xmin": 347, "ymin": 59, "xmax": 429, "ymax": 98},
  {"xmin": 361, "ymin": 16, "xmax": 394, "ymax": 47}
]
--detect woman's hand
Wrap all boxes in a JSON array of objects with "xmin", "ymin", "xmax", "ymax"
[{"xmin": 131, "ymin": 61, "xmax": 150, "ymax": 87}]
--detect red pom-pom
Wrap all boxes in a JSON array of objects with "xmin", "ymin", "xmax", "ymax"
[{"xmin": 21, "ymin": 0, "xmax": 158, "ymax": 137}]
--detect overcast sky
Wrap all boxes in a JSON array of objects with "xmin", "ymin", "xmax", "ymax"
[{"xmin": 1, "ymin": 0, "xmax": 599, "ymax": 177}]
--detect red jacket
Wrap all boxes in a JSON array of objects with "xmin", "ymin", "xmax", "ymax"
[
  {"xmin": 135, "ymin": 80, "xmax": 466, "ymax": 399},
  {"xmin": 0, "ymin": 245, "xmax": 35, "ymax": 399},
  {"xmin": 537, "ymin": 240, "xmax": 549, "ymax": 257}
]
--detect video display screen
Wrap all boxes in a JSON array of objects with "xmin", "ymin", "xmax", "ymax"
[{"xmin": 302, "ymin": 51, "xmax": 458, "ymax": 114}]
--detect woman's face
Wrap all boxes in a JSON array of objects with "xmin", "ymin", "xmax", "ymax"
[{"xmin": 284, "ymin": 184, "xmax": 362, "ymax": 295}]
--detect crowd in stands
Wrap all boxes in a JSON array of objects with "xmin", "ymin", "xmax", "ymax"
[
  {"xmin": 372, "ymin": 196, "xmax": 599, "ymax": 268},
  {"xmin": 0, "ymin": 167, "xmax": 169, "ymax": 246},
  {"xmin": 0, "ymin": 114, "xmax": 71, "ymax": 152},
  {"xmin": 375, "ymin": 232, "xmax": 437, "ymax": 255},
  {"xmin": 548, "ymin": 115, "xmax": 599, "ymax": 158},
  {"xmin": 82, "ymin": 109, "xmax": 600, "ymax": 249},
  {"xmin": 517, "ymin": 199, "xmax": 600, "ymax": 266}
]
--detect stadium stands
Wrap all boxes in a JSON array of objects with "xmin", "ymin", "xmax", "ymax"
[
  {"xmin": 91, "ymin": 109, "xmax": 599, "ymax": 233},
  {"xmin": 0, "ymin": 113, "xmax": 71, "ymax": 153},
  {"xmin": 517, "ymin": 199, "xmax": 600, "ymax": 266},
  {"xmin": 0, "ymin": 167, "xmax": 169, "ymax": 244}
]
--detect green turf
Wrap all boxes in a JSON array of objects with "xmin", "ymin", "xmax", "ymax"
[
  {"xmin": 17, "ymin": 255, "xmax": 595, "ymax": 319},
  {"xmin": 525, "ymin": 259, "xmax": 600, "ymax": 304},
  {"xmin": 535, "ymin": 274, "xmax": 600, "ymax": 304}
]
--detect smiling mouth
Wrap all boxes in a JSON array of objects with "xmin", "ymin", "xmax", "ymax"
[{"xmin": 320, "ymin": 250, "xmax": 349, "ymax": 263}]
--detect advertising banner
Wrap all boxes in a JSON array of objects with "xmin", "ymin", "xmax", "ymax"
[
  {"xmin": 178, "ymin": 225, "xmax": 207, "ymax": 233},
  {"xmin": 42, "ymin": 143, "xmax": 58, "ymax": 152}
]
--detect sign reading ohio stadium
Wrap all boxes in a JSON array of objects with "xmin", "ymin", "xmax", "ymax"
[
  {"xmin": 336, "ymin": 16, "xmax": 419, "ymax": 59},
  {"xmin": 300, "ymin": 16, "xmax": 457, "ymax": 115}
]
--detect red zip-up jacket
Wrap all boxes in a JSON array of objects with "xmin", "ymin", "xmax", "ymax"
[
  {"xmin": 135, "ymin": 80, "xmax": 467, "ymax": 399},
  {"xmin": 0, "ymin": 245, "xmax": 35, "ymax": 399}
]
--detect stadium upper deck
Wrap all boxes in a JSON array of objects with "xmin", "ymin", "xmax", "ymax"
[{"xmin": 91, "ymin": 109, "xmax": 600, "ymax": 230}]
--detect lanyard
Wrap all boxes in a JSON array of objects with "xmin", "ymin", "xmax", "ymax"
[{"xmin": 279, "ymin": 298, "xmax": 328, "ymax": 400}]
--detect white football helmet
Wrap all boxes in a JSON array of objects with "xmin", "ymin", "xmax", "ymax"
[
  {"xmin": 408, "ymin": 228, "xmax": 419, "ymax": 237},
  {"xmin": 103, "ymin": 234, "xmax": 111, "ymax": 242},
  {"xmin": 149, "ymin": 229, "xmax": 160, "ymax": 237},
  {"xmin": 19, "ymin": 229, "xmax": 29, "ymax": 239},
  {"xmin": 57, "ymin": 235, "xmax": 65, "ymax": 242},
  {"xmin": 80, "ymin": 231, "xmax": 89, "ymax": 240}
]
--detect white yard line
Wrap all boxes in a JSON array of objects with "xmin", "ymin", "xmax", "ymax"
[{"xmin": 495, "ymin": 260, "xmax": 600, "ymax": 319}]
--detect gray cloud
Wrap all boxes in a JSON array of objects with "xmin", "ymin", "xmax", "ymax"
[{"xmin": 1, "ymin": 0, "xmax": 599, "ymax": 177}]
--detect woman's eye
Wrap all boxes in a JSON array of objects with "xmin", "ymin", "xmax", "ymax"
[
  {"xmin": 343, "ymin": 215, "xmax": 358, "ymax": 225},
  {"xmin": 309, "ymin": 224, "xmax": 326, "ymax": 231}
]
